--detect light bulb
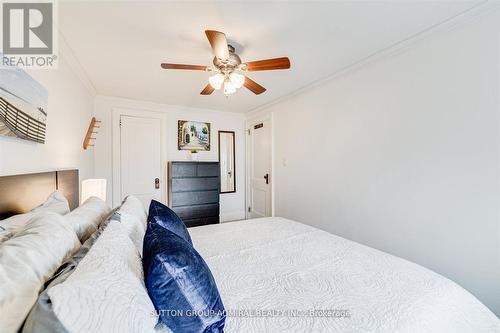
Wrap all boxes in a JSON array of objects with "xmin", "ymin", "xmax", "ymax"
[
  {"xmin": 223, "ymin": 80, "xmax": 236, "ymax": 95},
  {"xmin": 208, "ymin": 73, "xmax": 224, "ymax": 90},
  {"xmin": 229, "ymin": 72, "xmax": 245, "ymax": 89}
]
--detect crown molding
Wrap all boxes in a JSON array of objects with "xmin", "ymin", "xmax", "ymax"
[{"xmin": 57, "ymin": 29, "xmax": 97, "ymax": 96}]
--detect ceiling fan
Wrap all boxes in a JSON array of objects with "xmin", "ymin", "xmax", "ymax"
[{"xmin": 160, "ymin": 30, "xmax": 291, "ymax": 96}]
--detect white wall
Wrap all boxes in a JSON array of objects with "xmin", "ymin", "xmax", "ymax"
[
  {"xmin": 255, "ymin": 10, "xmax": 500, "ymax": 315},
  {"xmin": 94, "ymin": 96, "xmax": 246, "ymax": 221},
  {"xmin": 0, "ymin": 38, "xmax": 96, "ymax": 183}
]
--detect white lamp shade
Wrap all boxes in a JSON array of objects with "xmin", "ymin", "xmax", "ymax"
[
  {"xmin": 81, "ymin": 179, "xmax": 107, "ymax": 203},
  {"xmin": 208, "ymin": 73, "xmax": 224, "ymax": 90},
  {"xmin": 229, "ymin": 72, "xmax": 244, "ymax": 88},
  {"xmin": 223, "ymin": 80, "xmax": 236, "ymax": 95}
]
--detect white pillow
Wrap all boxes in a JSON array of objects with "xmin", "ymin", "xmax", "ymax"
[
  {"xmin": 0, "ymin": 191, "xmax": 70, "ymax": 237},
  {"xmin": 120, "ymin": 195, "xmax": 147, "ymax": 222},
  {"xmin": 0, "ymin": 212, "xmax": 80, "ymax": 333},
  {"xmin": 31, "ymin": 191, "xmax": 70, "ymax": 215},
  {"xmin": 0, "ymin": 226, "xmax": 13, "ymax": 243},
  {"xmin": 48, "ymin": 220, "xmax": 157, "ymax": 333},
  {"xmin": 114, "ymin": 195, "xmax": 148, "ymax": 256},
  {"xmin": 65, "ymin": 196, "xmax": 111, "ymax": 242},
  {"xmin": 0, "ymin": 214, "xmax": 33, "ymax": 235}
]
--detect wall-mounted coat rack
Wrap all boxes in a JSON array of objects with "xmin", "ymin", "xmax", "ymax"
[{"xmin": 83, "ymin": 117, "xmax": 101, "ymax": 150}]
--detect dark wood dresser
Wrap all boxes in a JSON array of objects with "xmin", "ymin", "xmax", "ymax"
[{"xmin": 168, "ymin": 161, "xmax": 220, "ymax": 228}]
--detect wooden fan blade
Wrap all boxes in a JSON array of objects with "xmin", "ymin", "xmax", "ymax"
[
  {"xmin": 200, "ymin": 84, "xmax": 215, "ymax": 95},
  {"xmin": 244, "ymin": 76, "xmax": 266, "ymax": 95},
  {"xmin": 161, "ymin": 63, "xmax": 208, "ymax": 71},
  {"xmin": 205, "ymin": 30, "xmax": 230, "ymax": 61},
  {"xmin": 244, "ymin": 57, "xmax": 291, "ymax": 71}
]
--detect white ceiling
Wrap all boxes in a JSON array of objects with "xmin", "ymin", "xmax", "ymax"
[{"xmin": 59, "ymin": 0, "xmax": 480, "ymax": 113}]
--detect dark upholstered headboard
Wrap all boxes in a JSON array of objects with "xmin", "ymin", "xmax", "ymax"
[{"xmin": 0, "ymin": 169, "xmax": 79, "ymax": 219}]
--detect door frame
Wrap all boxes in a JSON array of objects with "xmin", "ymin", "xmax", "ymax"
[
  {"xmin": 112, "ymin": 107, "xmax": 167, "ymax": 207},
  {"xmin": 245, "ymin": 114, "xmax": 274, "ymax": 219}
]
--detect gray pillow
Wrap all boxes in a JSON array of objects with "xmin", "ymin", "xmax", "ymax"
[{"xmin": 21, "ymin": 211, "xmax": 116, "ymax": 333}]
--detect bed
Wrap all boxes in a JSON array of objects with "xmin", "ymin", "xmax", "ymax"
[
  {"xmin": 190, "ymin": 217, "xmax": 500, "ymax": 332},
  {"xmin": 0, "ymin": 170, "xmax": 499, "ymax": 333}
]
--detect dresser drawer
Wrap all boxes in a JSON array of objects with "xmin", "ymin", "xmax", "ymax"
[
  {"xmin": 170, "ymin": 163, "xmax": 197, "ymax": 178},
  {"xmin": 171, "ymin": 190, "xmax": 219, "ymax": 207},
  {"xmin": 171, "ymin": 177, "xmax": 219, "ymax": 192},
  {"xmin": 173, "ymin": 203, "xmax": 219, "ymax": 220},
  {"xmin": 171, "ymin": 162, "xmax": 220, "ymax": 178},
  {"xmin": 196, "ymin": 163, "xmax": 219, "ymax": 177},
  {"xmin": 184, "ymin": 216, "xmax": 219, "ymax": 228}
]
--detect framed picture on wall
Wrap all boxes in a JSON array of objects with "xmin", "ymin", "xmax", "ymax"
[
  {"xmin": 178, "ymin": 120, "xmax": 211, "ymax": 151},
  {"xmin": 0, "ymin": 67, "xmax": 48, "ymax": 144}
]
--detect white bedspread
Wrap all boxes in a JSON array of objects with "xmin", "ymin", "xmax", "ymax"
[{"xmin": 189, "ymin": 217, "xmax": 499, "ymax": 333}]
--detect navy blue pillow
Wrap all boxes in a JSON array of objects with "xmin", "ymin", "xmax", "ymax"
[
  {"xmin": 143, "ymin": 222, "xmax": 226, "ymax": 333},
  {"xmin": 148, "ymin": 200, "xmax": 192, "ymax": 245}
]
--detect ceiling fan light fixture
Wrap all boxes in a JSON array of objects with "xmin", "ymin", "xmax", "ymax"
[
  {"xmin": 223, "ymin": 79, "xmax": 236, "ymax": 95},
  {"xmin": 161, "ymin": 30, "xmax": 291, "ymax": 96},
  {"xmin": 229, "ymin": 72, "xmax": 245, "ymax": 89},
  {"xmin": 208, "ymin": 73, "xmax": 224, "ymax": 90}
]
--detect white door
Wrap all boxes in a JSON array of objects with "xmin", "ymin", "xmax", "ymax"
[
  {"xmin": 249, "ymin": 120, "xmax": 271, "ymax": 218},
  {"xmin": 120, "ymin": 115, "xmax": 162, "ymax": 208}
]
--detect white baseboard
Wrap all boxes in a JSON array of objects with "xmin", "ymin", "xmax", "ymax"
[{"xmin": 220, "ymin": 211, "xmax": 246, "ymax": 223}]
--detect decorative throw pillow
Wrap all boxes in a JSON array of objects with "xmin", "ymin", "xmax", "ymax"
[
  {"xmin": 143, "ymin": 222, "xmax": 225, "ymax": 333},
  {"xmin": 148, "ymin": 200, "xmax": 192, "ymax": 245},
  {"xmin": 46, "ymin": 221, "xmax": 157, "ymax": 333},
  {"xmin": 65, "ymin": 196, "xmax": 111, "ymax": 242},
  {"xmin": 0, "ymin": 212, "xmax": 80, "ymax": 333},
  {"xmin": 0, "ymin": 191, "xmax": 70, "ymax": 237}
]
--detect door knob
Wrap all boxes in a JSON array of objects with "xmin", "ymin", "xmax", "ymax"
[
  {"xmin": 154, "ymin": 178, "xmax": 160, "ymax": 189},
  {"xmin": 264, "ymin": 173, "xmax": 269, "ymax": 184}
]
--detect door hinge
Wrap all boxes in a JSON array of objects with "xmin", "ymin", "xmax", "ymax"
[
  {"xmin": 247, "ymin": 129, "xmax": 250, "ymax": 135},
  {"xmin": 119, "ymin": 119, "xmax": 122, "ymax": 127},
  {"xmin": 248, "ymin": 206, "xmax": 251, "ymax": 212}
]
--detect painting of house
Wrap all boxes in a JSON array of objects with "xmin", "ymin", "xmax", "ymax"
[
  {"xmin": 178, "ymin": 120, "xmax": 210, "ymax": 151},
  {"xmin": 0, "ymin": 66, "xmax": 47, "ymax": 143}
]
